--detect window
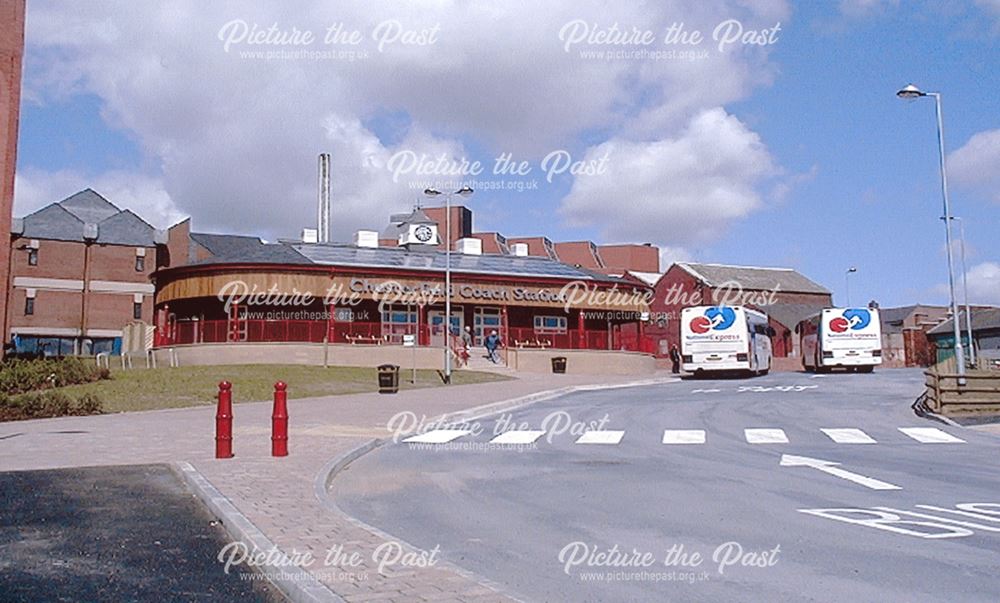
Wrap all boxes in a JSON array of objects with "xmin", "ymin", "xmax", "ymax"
[
  {"xmin": 24, "ymin": 297, "xmax": 34, "ymax": 315},
  {"xmin": 133, "ymin": 301, "xmax": 143, "ymax": 320},
  {"xmin": 380, "ymin": 305, "xmax": 418, "ymax": 343},
  {"xmin": 135, "ymin": 255, "xmax": 145, "ymax": 272},
  {"xmin": 533, "ymin": 315, "xmax": 567, "ymax": 333},
  {"xmin": 27, "ymin": 249, "xmax": 38, "ymax": 266}
]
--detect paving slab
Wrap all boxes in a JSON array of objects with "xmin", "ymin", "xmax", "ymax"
[{"xmin": 0, "ymin": 370, "xmax": 671, "ymax": 600}]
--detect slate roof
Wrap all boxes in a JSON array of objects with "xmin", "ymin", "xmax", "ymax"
[
  {"xmin": 928, "ymin": 307, "xmax": 1000, "ymax": 336},
  {"xmin": 624, "ymin": 271, "xmax": 663, "ymax": 287},
  {"xmin": 676, "ymin": 262, "xmax": 831, "ymax": 295},
  {"xmin": 382, "ymin": 207, "xmax": 436, "ymax": 239},
  {"xmin": 879, "ymin": 304, "xmax": 950, "ymax": 334},
  {"xmin": 190, "ymin": 241, "xmax": 634, "ymax": 283},
  {"xmin": 190, "ymin": 232, "xmax": 264, "ymax": 257},
  {"xmin": 764, "ymin": 302, "xmax": 831, "ymax": 329},
  {"xmin": 17, "ymin": 188, "xmax": 159, "ymax": 246}
]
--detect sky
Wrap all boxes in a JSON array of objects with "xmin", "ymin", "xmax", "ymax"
[{"xmin": 13, "ymin": 0, "xmax": 1000, "ymax": 308}]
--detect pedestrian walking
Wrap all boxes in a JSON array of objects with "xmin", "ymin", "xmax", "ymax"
[
  {"xmin": 669, "ymin": 344, "xmax": 681, "ymax": 374},
  {"xmin": 485, "ymin": 330, "xmax": 503, "ymax": 364}
]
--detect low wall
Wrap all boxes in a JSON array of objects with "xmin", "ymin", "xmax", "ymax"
[
  {"xmin": 152, "ymin": 342, "xmax": 444, "ymax": 370},
  {"xmin": 151, "ymin": 343, "xmax": 657, "ymax": 375},
  {"xmin": 506, "ymin": 348, "xmax": 656, "ymax": 376}
]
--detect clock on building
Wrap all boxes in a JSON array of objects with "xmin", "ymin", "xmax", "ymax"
[{"xmin": 414, "ymin": 224, "xmax": 434, "ymax": 243}]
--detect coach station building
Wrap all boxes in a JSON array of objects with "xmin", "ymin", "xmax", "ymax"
[{"xmin": 151, "ymin": 211, "xmax": 656, "ymax": 374}]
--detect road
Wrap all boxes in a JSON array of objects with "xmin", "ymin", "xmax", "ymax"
[{"xmin": 334, "ymin": 369, "xmax": 1000, "ymax": 602}]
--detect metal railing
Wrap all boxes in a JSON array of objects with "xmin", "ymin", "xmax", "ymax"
[{"xmin": 157, "ymin": 319, "xmax": 655, "ymax": 353}]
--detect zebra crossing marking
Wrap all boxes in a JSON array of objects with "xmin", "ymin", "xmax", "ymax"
[
  {"xmin": 822, "ymin": 428, "xmax": 877, "ymax": 444},
  {"xmin": 576, "ymin": 430, "xmax": 626, "ymax": 445},
  {"xmin": 744, "ymin": 428, "xmax": 789, "ymax": 444},
  {"xmin": 898, "ymin": 427, "xmax": 965, "ymax": 444},
  {"xmin": 661, "ymin": 429, "xmax": 707, "ymax": 444}
]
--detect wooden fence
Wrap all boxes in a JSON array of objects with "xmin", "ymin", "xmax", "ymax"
[{"xmin": 924, "ymin": 363, "xmax": 1000, "ymax": 415}]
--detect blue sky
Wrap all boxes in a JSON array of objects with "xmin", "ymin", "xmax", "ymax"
[{"xmin": 14, "ymin": 0, "xmax": 1000, "ymax": 307}]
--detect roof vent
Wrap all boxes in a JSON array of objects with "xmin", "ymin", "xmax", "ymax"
[
  {"xmin": 512, "ymin": 242, "xmax": 529, "ymax": 257},
  {"xmin": 455, "ymin": 238, "xmax": 482, "ymax": 255},
  {"xmin": 301, "ymin": 228, "xmax": 318, "ymax": 244},
  {"xmin": 354, "ymin": 230, "xmax": 379, "ymax": 248}
]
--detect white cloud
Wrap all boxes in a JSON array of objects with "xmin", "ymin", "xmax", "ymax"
[
  {"xmin": 22, "ymin": 0, "xmax": 790, "ymax": 241},
  {"xmin": 837, "ymin": 0, "xmax": 899, "ymax": 18},
  {"xmin": 948, "ymin": 128, "xmax": 1000, "ymax": 204},
  {"xmin": 658, "ymin": 246, "xmax": 694, "ymax": 270},
  {"xmin": 559, "ymin": 107, "xmax": 778, "ymax": 246},
  {"xmin": 966, "ymin": 261, "xmax": 1000, "ymax": 305}
]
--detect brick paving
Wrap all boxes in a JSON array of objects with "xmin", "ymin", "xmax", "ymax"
[{"xmin": 0, "ymin": 371, "xmax": 666, "ymax": 601}]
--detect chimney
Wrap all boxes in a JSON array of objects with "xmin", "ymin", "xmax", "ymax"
[
  {"xmin": 317, "ymin": 153, "xmax": 331, "ymax": 243},
  {"xmin": 455, "ymin": 238, "xmax": 482, "ymax": 255},
  {"xmin": 301, "ymin": 228, "xmax": 318, "ymax": 244},
  {"xmin": 354, "ymin": 230, "xmax": 379, "ymax": 248},
  {"xmin": 512, "ymin": 242, "xmax": 529, "ymax": 257}
]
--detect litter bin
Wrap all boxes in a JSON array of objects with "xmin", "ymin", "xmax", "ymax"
[
  {"xmin": 551, "ymin": 356, "xmax": 567, "ymax": 374},
  {"xmin": 377, "ymin": 364, "xmax": 400, "ymax": 394}
]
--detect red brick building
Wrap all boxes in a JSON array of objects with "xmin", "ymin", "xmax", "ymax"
[
  {"xmin": 7, "ymin": 190, "xmax": 164, "ymax": 355},
  {"xmin": 0, "ymin": 0, "xmax": 26, "ymax": 350},
  {"xmin": 646, "ymin": 262, "xmax": 832, "ymax": 358}
]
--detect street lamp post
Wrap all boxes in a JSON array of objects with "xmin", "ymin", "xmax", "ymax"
[
  {"xmin": 845, "ymin": 266, "xmax": 857, "ymax": 307},
  {"xmin": 897, "ymin": 83, "xmax": 966, "ymax": 384},
  {"xmin": 423, "ymin": 186, "xmax": 474, "ymax": 384},
  {"xmin": 951, "ymin": 216, "xmax": 976, "ymax": 366}
]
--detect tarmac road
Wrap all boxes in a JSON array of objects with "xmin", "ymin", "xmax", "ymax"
[
  {"xmin": 0, "ymin": 464, "xmax": 282, "ymax": 602},
  {"xmin": 335, "ymin": 369, "xmax": 1000, "ymax": 602}
]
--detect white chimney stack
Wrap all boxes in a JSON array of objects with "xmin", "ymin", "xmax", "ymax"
[
  {"xmin": 317, "ymin": 153, "xmax": 331, "ymax": 243},
  {"xmin": 354, "ymin": 230, "xmax": 379, "ymax": 248},
  {"xmin": 512, "ymin": 242, "xmax": 529, "ymax": 257},
  {"xmin": 456, "ymin": 237, "xmax": 482, "ymax": 255}
]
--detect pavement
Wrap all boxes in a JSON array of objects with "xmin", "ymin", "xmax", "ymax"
[
  {"xmin": 0, "ymin": 369, "xmax": 671, "ymax": 602},
  {"xmin": 334, "ymin": 369, "xmax": 1000, "ymax": 602},
  {"xmin": 0, "ymin": 464, "xmax": 282, "ymax": 602}
]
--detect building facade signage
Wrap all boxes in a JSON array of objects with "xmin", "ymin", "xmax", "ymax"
[{"xmin": 157, "ymin": 271, "xmax": 648, "ymax": 312}]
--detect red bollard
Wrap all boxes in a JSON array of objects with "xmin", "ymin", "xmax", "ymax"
[
  {"xmin": 216, "ymin": 381, "xmax": 234, "ymax": 458},
  {"xmin": 272, "ymin": 381, "xmax": 288, "ymax": 457}
]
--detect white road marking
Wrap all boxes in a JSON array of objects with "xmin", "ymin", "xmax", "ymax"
[
  {"xmin": 821, "ymin": 428, "xmax": 877, "ymax": 444},
  {"xmin": 898, "ymin": 427, "xmax": 966, "ymax": 444},
  {"xmin": 661, "ymin": 429, "xmax": 706, "ymax": 444},
  {"xmin": 781, "ymin": 454, "xmax": 901, "ymax": 490},
  {"xmin": 745, "ymin": 428, "xmax": 789, "ymax": 444},
  {"xmin": 576, "ymin": 430, "xmax": 625, "ymax": 445},
  {"xmin": 402, "ymin": 429, "xmax": 471, "ymax": 444},
  {"xmin": 490, "ymin": 430, "xmax": 546, "ymax": 445},
  {"xmin": 691, "ymin": 388, "xmax": 721, "ymax": 393}
]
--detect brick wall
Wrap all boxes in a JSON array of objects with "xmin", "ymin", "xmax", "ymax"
[
  {"xmin": 7, "ymin": 237, "xmax": 155, "ymax": 340},
  {"xmin": 599, "ymin": 244, "xmax": 659, "ymax": 273},
  {"xmin": 0, "ymin": 0, "xmax": 26, "ymax": 345}
]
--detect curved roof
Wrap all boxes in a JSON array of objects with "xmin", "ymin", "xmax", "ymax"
[{"xmin": 185, "ymin": 241, "xmax": 636, "ymax": 284}]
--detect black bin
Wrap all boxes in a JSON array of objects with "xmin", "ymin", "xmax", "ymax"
[
  {"xmin": 551, "ymin": 356, "xmax": 567, "ymax": 374},
  {"xmin": 377, "ymin": 364, "xmax": 400, "ymax": 394}
]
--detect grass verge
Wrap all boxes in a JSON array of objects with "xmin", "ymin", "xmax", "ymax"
[{"xmin": 56, "ymin": 364, "xmax": 511, "ymax": 413}]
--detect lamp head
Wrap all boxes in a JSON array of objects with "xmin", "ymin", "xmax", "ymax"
[{"xmin": 896, "ymin": 84, "xmax": 924, "ymax": 99}]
